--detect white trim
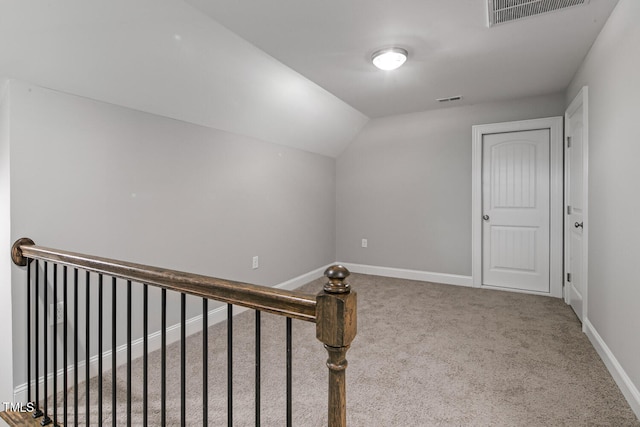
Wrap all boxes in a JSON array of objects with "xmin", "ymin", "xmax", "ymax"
[
  {"xmin": 339, "ymin": 262, "xmax": 472, "ymax": 287},
  {"xmin": 472, "ymin": 117, "xmax": 564, "ymax": 298},
  {"xmin": 584, "ymin": 318, "xmax": 640, "ymax": 419},
  {"xmin": 564, "ymin": 87, "xmax": 589, "ymax": 324},
  {"xmin": 0, "ymin": 80, "xmax": 14, "ymax": 404},
  {"xmin": 479, "ymin": 284, "xmax": 560, "ymax": 297},
  {"xmin": 12, "ymin": 264, "xmax": 330, "ymax": 402},
  {"xmin": 272, "ymin": 264, "xmax": 330, "ymax": 292}
]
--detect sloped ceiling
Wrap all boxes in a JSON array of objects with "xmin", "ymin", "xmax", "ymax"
[
  {"xmin": 0, "ymin": 0, "xmax": 619, "ymax": 156},
  {"xmin": 0, "ymin": 0, "xmax": 367, "ymax": 157}
]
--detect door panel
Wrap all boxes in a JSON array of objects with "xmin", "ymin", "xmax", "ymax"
[
  {"xmin": 490, "ymin": 226, "xmax": 537, "ymax": 272},
  {"xmin": 482, "ymin": 130, "xmax": 550, "ymax": 292}
]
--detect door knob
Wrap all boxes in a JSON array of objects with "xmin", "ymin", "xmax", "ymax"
[
  {"xmin": 483, "ymin": 215, "xmax": 490, "ymax": 221},
  {"xmin": 574, "ymin": 222, "xmax": 583, "ymax": 228}
]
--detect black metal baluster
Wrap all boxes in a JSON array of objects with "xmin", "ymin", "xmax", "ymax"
[
  {"xmin": 111, "ymin": 277, "xmax": 116, "ymax": 427},
  {"xmin": 127, "ymin": 280, "xmax": 132, "ymax": 427},
  {"xmin": 53, "ymin": 264, "xmax": 58, "ymax": 427},
  {"xmin": 73, "ymin": 268, "xmax": 78, "ymax": 427},
  {"xmin": 227, "ymin": 304, "xmax": 233, "ymax": 427},
  {"xmin": 143, "ymin": 284, "xmax": 148, "ymax": 427},
  {"xmin": 180, "ymin": 293, "xmax": 186, "ymax": 427},
  {"xmin": 98, "ymin": 274, "xmax": 103, "ymax": 426},
  {"xmin": 286, "ymin": 317, "xmax": 292, "ymax": 427},
  {"xmin": 33, "ymin": 260, "xmax": 43, "ymax": 419},
  {"xmin": 86, "ymin": 271, "xmax": 90, "ymax": 427},
  {"xmin": 202, "ymin": 298, "xmax": 208, "ymax": 427},
  {"xmin": 161, "ymin": 288, "xmax": 167, "ymax": 427},
  {"xmin": 63, "ymin": 266, "xmax": 68, "ymax": 427},
  {"xmin": 27, "ymin": 259, "xmax": 32, "ymax": 407},
  {"xmin": 42, "ymin": 262, "xmax": 52, "ymax": 425},
  {"xmin": 255, "ymin": 310, "xmax": 261, "ymax": 427}
]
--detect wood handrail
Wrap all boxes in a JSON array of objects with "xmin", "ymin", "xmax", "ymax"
[
  {"xmin": 11, "ymin": 238, "xmax": 316, "ymax": 322},
  {"xmin": 11, "ymin": 238, "xmax": 357, "ymax": 426}
]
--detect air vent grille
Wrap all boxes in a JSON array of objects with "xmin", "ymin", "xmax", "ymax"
[
  {"xmin": 488, "ymin": 0, "xmax": 588, "ymax": 27},
  {"xmin": 437, "ymin": 96, "xmax": 463, "ymax": 103}
]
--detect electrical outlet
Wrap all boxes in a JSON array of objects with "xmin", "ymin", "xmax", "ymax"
[
  {"xmin": 362, "ymin": 238, "xmax": 368, "ymax": 248},
  {"xmin": 252, "ymin": 256, "xmax": 259, "ymax": 269},
  {"xmin": 49, "ymin": 302, "xmax": 64, "ymax": 326}
]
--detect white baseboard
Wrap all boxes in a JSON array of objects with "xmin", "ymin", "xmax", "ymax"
[
  {"xmin": 584, "ymin": 318, "xmax": 640, "ymax": 419},
  {"xmin": 339, "ymin": 262, "xmax": 472, "ymax": 287},
  {"xmin": 13, "ymin": 264, "xmax": 330, "ymax": 403},
  {"xmin": 273, "ymin": 264, "xmax": 330, "ymax": 291}
]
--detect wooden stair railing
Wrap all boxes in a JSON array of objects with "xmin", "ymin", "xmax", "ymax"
[{"xmin": 2, "ymin": 238, "xmax": 357, "ymax": 426}]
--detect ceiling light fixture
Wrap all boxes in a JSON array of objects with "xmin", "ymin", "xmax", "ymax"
[{"xmin": 371, "ymin": 47, "xmax": 408, "ymax": 71}]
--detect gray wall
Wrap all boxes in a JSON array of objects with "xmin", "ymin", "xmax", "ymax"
[
  {"xmin": 8, "ymin": 80, "xmax": 336, "ymax": 386},
  {"xmin": 566, "ymin": 0, "xmax": 640, "ymax": 403},
  {"xmin": 336, "ymin": 93, "xmax": 565, "ymax": 275}
]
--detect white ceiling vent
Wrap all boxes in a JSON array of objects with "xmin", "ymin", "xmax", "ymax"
[
  {"xmin": 437, "ymin": 96, "xmax": 463, "ymax": 103},
  {"xmin": 488, "ymin": 0, "xmax": 588, "ymax": 27}
]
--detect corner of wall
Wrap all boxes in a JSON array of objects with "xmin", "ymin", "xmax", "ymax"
[
  {"xmin": 0, "ymin": 76, "xmax": 15, "ymax": 402},
  {"xmin": 561, "ymin": 0, "xmax": 640, "ymax": 419}
]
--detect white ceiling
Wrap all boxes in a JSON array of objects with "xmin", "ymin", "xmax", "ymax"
[
  {"xmin": 0, "ymin": 1, "xmax": 620, "ymax": 157},
  {"xmin": 0, "ymin": 0, "xmax": 367, "ymax": 157},
  {"xmin": 187, "ymin": 0, "xmax": 619, "ymax": 118}
]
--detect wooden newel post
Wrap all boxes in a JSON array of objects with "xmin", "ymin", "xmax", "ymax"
[{"xmin": 316, "ymin": 265, "xmax": 357, "ymax": 427}]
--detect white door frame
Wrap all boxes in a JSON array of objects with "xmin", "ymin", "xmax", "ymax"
[
  {"xmin": 472, "ymin": 117, "xmax": 564, "ymax": 297},
  {"xmin": 564, "ymin": 86, "xmax": 589, "ymax": 320}
]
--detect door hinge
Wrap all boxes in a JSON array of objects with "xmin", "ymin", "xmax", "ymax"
[
  {"xmin": 567, "ymin": 136, "xmax": 572, "ymax": 148},
  {"xmin": 567, "ymin": 205, "xmax": 572, "ymax": 215},
  {"xmin": 567, "ymin": 273, "xmax": 572, "ymax": 283}
]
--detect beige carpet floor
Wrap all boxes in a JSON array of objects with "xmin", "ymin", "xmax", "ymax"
[{"xmin": 50, "ymin": 273, "xmax": 638, "ymax": 426}]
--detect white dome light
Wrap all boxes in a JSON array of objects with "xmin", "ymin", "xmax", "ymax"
[{"xmin": 371, "ymin": 47, "xmax": 408, "ymax": 71}]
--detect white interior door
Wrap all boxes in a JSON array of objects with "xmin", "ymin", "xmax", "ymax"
[
  {"xmin": 482, "ymin": 129, "xmax": 550, "ymax": 292},
  {"xmin": 565, "ymin": 89, "xmax": 588, "ymax": 322}
]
